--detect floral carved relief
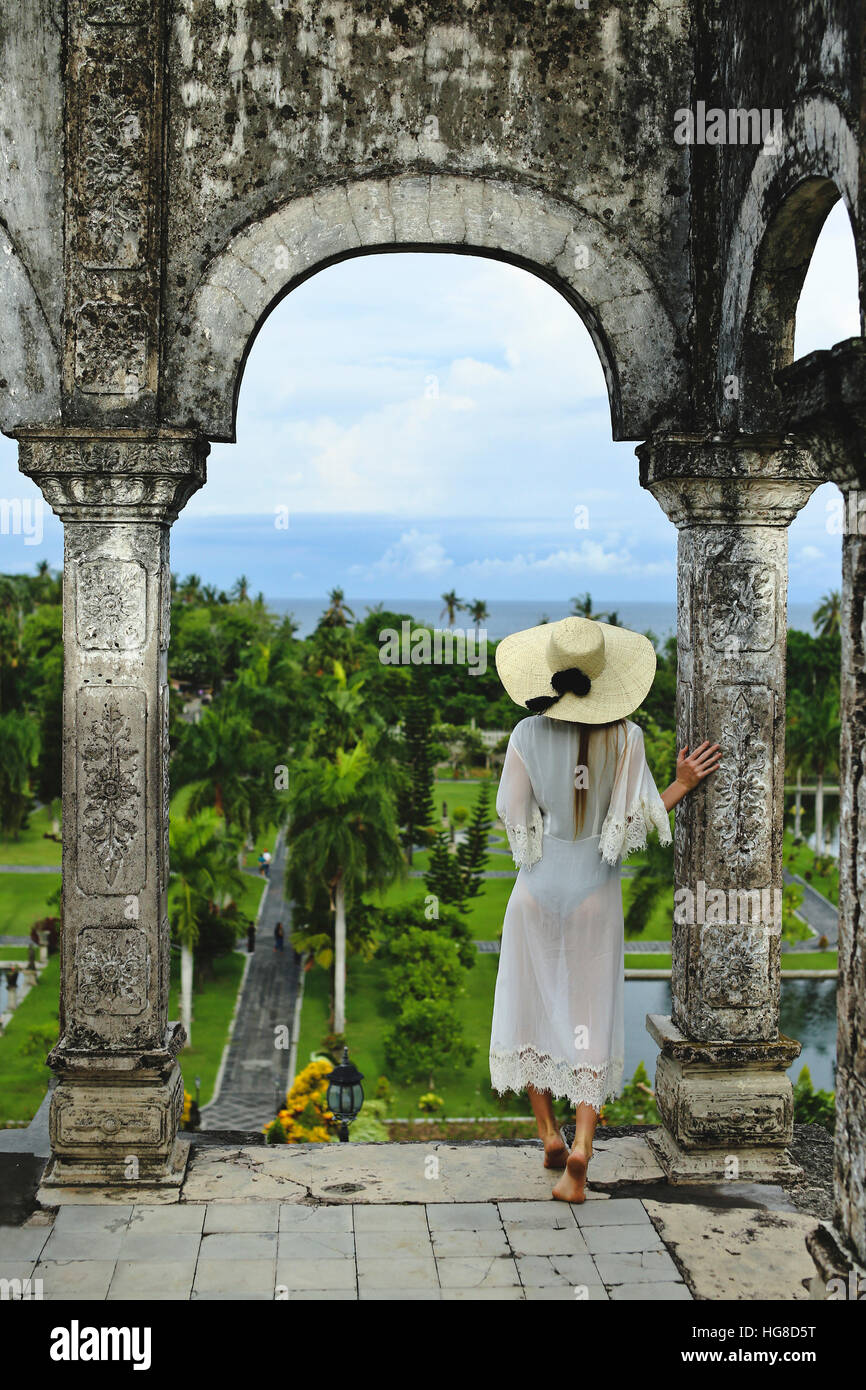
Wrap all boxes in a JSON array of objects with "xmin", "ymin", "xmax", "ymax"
[
  {"xmin": 77, "ymin": 689, "xmax": 145, "ymax": 894},
  {"xmin": 707, "ymin": 562, "xmax": 775, "ymax": 653},
  {"xmin": 76, "ymin": 926, "xmax": 148, "ymax": 1016},
  {"xmin": 711, "ymin": 688, "xmax": 772, "ymax": 878},
  {"xmin": 77, "ymin": 560, "xmax": 146, "ymax": 650}
]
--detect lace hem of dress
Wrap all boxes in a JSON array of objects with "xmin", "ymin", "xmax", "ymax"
[
  {"xmin": 489, "ymin": 1046, "xmax": 624, "ymax": 1114},
  {"xmin": 598, "ymin": 794, "xmax": 672, "ymax": 867},
  {"xmin": 502, "ymin": 805, "xmax": 544, "ymax": 870}
]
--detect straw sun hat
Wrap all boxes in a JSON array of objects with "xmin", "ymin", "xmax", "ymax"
[{"xmin": 495, "ymin": 615, "xmax": 657, "ymax": 724}]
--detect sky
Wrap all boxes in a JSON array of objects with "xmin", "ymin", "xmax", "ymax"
[{"xmin": 0, "ymin": 200, "xmax": 860, "ymax": 605}]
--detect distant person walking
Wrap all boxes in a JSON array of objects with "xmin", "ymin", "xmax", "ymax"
[
  {"xmin": 247, "ymin": 923, "xmax": 256, "ymax": 953},
  {"xmin": 259, "ymin": 848, "xmax": 271, "ymax": 879},
  {"xmin": 274, "ymin": 921, "xmax": 284, "ymax": 952}
]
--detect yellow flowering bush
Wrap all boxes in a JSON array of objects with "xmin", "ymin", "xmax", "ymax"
[
  {"xmin": 264, "ymin": 1059, "xmax": 337, "ymax": 1144},
  {"xmin": 181, "ymin": 1091, "xmax": 192, "ymax": 1127}
]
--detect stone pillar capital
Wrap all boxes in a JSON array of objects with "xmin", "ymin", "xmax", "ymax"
[
  {"xmin": 15, "ymin": 429, "xmax": 208, "ymax": 524},
  {"xmin": 638, "ymin": 434, "xmax": 823, "ymax": 526}
]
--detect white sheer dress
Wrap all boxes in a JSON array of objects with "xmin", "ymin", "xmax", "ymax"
[{"xmin": 489, "ymin": 715, "xmax": 672, "ymax": 1113}]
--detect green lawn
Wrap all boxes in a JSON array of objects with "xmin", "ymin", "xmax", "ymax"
[
  {"xmin": 170, "ymin": 949, "xmax": 247, "ymax": 1106},
  {"xmin": 0, "ymin": 873, "xmax": 62, "ymax": 937},
  {"xmin": 294, "ymin": 951, "xmax": 525, "ymax": 1119},
  {"xmin": 783, "ymin": 831, "xmax": 839, "ymax": 906},
  {"xmin": 0, "ymin": 807, "xmax": 62, "ymax": 868},
  {"xmin": 0, "ymin": 956, "xmax": 59, "ymax": 1126}
]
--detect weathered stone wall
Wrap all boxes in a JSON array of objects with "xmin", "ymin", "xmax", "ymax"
[{"xmin": 0, "ymin": 1, "xmax": 63, "ymax": 427}]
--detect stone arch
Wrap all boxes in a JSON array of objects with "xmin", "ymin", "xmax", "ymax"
[
  {"xmin": 719, "ymin": 94, "xmax": 860, "ymax": 432},
  {"xmin": 0, "ymin": 223, "xmax": 60, "ymax": 431},
  {"xmin": 165, "ymin": 174, "xmax": 686, "ymax": 444}
]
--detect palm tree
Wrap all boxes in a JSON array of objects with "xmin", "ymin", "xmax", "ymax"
[
  {"xmin": 813, "ymin": 591, "xmax": 841, "ymax": 639},
  {"xmin": 440, "ymin": 591, "xmax": 464, "ymax": 628},
  {"xmin": 603, "ymin": 610, "xmax": 622, "ymax": 627},
  {"xmin": 467, "ymin": 599, "xmax": 489, "ymax": 631},
  {"xmin": 231, "ymin": 574, "xmax": 251, "ymax": 603},
  {"xmin": 570, "ymin": 593, "xmax": 602, "ymax": 620},
  {"xmin": 790, "ymin": 687, "xmax": 840, "ymax": 852},
  {"xmin": 167, "ymin": 809, "xmax": 245, "ymax": 1046},
  {"xmin": 786, "ymin": 698, "xmax": 810, "ymax": 841},
  {"xmin": 320, "ymin": 588, "xmax": 355, "ymax": 628},
  {"xmin": 179, "ymin": 573, "xmax": 202, "ymax": 605},
  {"xmin": 174, "ymin": 699, "xmax": 280, "ymax": 845},
  {"xmin": 288, "ymin": 742, "xmax": 403, "ymax": 1033}
]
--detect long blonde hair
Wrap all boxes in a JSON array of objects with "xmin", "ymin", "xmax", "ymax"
[{"xmin": 573, "ymin": 718, "xmax": 627, "ymax": 836}]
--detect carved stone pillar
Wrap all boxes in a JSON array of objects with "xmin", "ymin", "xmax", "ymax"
[
  {"xmin": 638, "ymin": 435, "xmax": 823, "ymax": 1182},
  {"xmin": 778, "ymin": 341, "xmax": 866, "ymax": 1288},
  {"xmin": 18, "ymin": 430, "xmax": 207, "ymax": 1187}
]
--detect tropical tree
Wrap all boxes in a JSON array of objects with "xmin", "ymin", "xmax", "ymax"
[
  {"xmin": 231, "ymin": 574, "xmax": 251, "ymax": 603},
  {"xmin": 570, "ymin": 593, "xmax": 600, "ymax": 619},
  {"xmin": 790, "ymin": 686, "xmax": 840, "ymax": 852},
  {"xmin": 440, "ymin": 590, "xmax": 464, "ymax": 628},
  {"xmin": 813, "ymin": 590, "xmax": 841, "ymax": 639},
  {"xmin": 0, "ymin": 711, "xmax": 40, "ymax": 837},
  {"xmin": 467, "ymin": 599, "xmax": 489, "ymax": 631},
  {"xmin": 288, "ymin": 741, "xmax": 404, "ymax": 1033},
  {"xmin": 319, "ymin": 588, "xmax": 355, "ymax": 629},
  {"xmin": 167, "ymin": 809, "xmax": 246, "ymax": 1046}
]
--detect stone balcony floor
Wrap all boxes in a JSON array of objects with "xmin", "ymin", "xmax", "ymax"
[{"xmin": 0, "ymin": 1125, "xmax": 830, "ymax": 1301}]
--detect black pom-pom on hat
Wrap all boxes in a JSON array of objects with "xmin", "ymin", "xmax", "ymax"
[
  {"xmin": 525, "ymin": 665, "xmax": 591, "ymax": 712},
  {"xmin": 550, "ymin": 666, "xmax": 592, "ymax": 698}
]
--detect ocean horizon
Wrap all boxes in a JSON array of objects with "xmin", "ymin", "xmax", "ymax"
[{"xmin": 267, "ymin": 596, "xmax": 821, "ymax": 643}]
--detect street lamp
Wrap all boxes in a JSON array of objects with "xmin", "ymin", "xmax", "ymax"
[{"xmin": 325, "ymin": 1047, "xmax": 364, "ymax": 1142}]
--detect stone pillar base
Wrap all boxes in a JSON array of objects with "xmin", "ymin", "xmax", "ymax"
[
  {"xmin": 647, "ymin": 1014, "xmax": 803, "ymax": 1184},
  {"xmin": 40, "ymin": 1025, "xmax": 189, "ymax": 1188},
  {"xmin": 647, "ymin": 1123, "xmax": 802, "ymax": 1184},
  {"xmin": 806, "ymin": 1222, "xmax": 866, "ymax": 1301}
]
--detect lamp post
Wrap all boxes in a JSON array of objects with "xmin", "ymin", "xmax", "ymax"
[{"xmin": 325, "ymin": 1047, "xmax": 364, "ymax": 1142}]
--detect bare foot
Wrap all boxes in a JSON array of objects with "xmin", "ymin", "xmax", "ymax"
[
  {"xmin": 542, "ymin": 1129, "xmax": 568, "ymax": 1169},
  {"xmin": 552, "ymin": 1146, "xmax": 591, "ymax": 1203}
]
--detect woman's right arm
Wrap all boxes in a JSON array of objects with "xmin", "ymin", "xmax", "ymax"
[{"xmin": 660, "ymin": 740, "xmax": 721, "ymax": 811}]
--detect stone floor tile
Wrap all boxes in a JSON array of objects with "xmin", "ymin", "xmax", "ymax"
[
  {"xmin": 199, "ymin": 1230, "xmax": 278, "ymax": 1260},
  {"xmin": 515, "ymin": 1253, "xmax": 601, "ymax": 1287},
  {"xmin": 425, "ymin": 1202, "xmax": 502, "ymax": 1231},
  {"xmin": 593, "ymin": 1248, "xmax": 681, "ymax": 1285},
  {"xmin": 352, "ymin": 1205, "xmax": 429, "ymax": 1233},
  {"xmin": 277, "ymin": 1289, "xmax": 358, "ymax": 1301},
  {"xmin": 574, "ymin": 1198, "xmax": 651, "ymax": 1227},
  {"xmin": 581, "ymin": 1223, "xmax": 664, "ymax": 1255},
  {"xmin": 41, "ymin": 1231, "xmax": 126, "ymax": 1261},
  {"xmin": 51, "ymin": 1205, "xmax": 132, "ymax": 1234},
  {"xmin": 431, "ymin": 1228, "xmax": 510, "ymax": 1258},
  {"xmin": 116, "ymin": 1232, "xmax": 202, "ymax": 1262},
  {"xmin": 498, "ymin": 1201, "xmax": 578, "ymax": 1228},
  {"xmin": 506, "ymin": 1225, "xmax": 589, "ymax": 1257},
  {"xmin": 35, "ymin": 1260, "xmax": 117, "ymax": 1300},
  {"xmin": 359, "ymin": 1287, "xmax": 442, "ymax": 1300},
  {"xmin": 0, "ymin": 1263, "xmax": 37, "ymax": 1293},
  {"xmin": 354, "ymin": 1230, "xmax": 433, "ymax": 1259},
  {"xmin": 0, "ymin": 1225, "xmax": 52, "ymax": 1261},
  {"xmin": 203, "ymin": 1201, "xmax": 280, "ymax": 1233},
  {"xmin": 275, "ymin": 1257, "xmax": 357, "ymax": 1291},
  {"xmin": 277, "ymin": 1231, "xmax": 355, "ymax": 1260},
  {"xmin": 436, "ymin": 1256, "xmax": 521, "ymax": 1289},
  {"xmin": 441, "ymin": 1287, "xmax": 525, "ymax": 1300},
  {"xmin": 108, "ymin": 1259, "xmax": 197, "ymax": 1300},
  {"xmin": 193, "ymin": 1258, "xmax": 276, "ymax": 1297},
  {"xmin": 279, "ymin": 1204, "xmax": 354, "ymax": 1233},
  {"xmin": 523, "ymin": 1282, "xmax": 610, "ymax": 1300},
  {"xmin": 128, "ymin": 1204, "xmax": 206, "ymax": 1234},
  {"xmin": 609, "ymin": 1280, "xmax": 692, "ymax": 1300},
  {"xmin": 356, "ymin": 1256, "xmax": 439, "ymax": 1289}
]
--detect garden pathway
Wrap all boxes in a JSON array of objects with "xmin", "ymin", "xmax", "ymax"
[{"xmin": 201, "ymin": 836, "xmax": 302, "ymax": 1133}]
